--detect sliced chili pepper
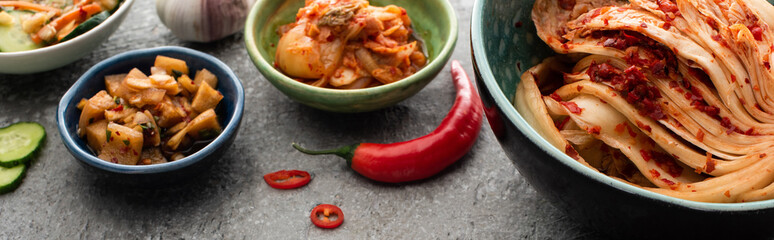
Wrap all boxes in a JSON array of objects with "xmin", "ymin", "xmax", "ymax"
[
  {"xmin": 263, "ymin": 170, "xmax": 311, "ymax": 189},
  {"xmin": 310, "ymin": 204, "xmax": 344, "ymax": 229},
  {"xmin": 292, "ymin": 61, "xmax": 484, "ymax": 183}
]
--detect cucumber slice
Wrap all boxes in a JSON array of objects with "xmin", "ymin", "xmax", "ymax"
[
  {"xmin": 0, "ymin": 122, "xmax": 46, "ymax": 168},
  {"xmin": 60, "ymin": 11, "xmax": 110, "ymax": 43},
  {"xmin": 0, "ymin": 164, "xmax": 26, "ymax": 194},
  {"xmin": 0, "ymin": 11, "xmax": 43, "ymax": 52}
]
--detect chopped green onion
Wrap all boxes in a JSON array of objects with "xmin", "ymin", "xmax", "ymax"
[
  {"xmin": 171, "ymin": 70, "xmax": 183, "ymax": 80},
  {"xmin": 105, "ymin": 130, "xmax": 112, "ymax": 142},
  {"xmin": 122, "ymin": 140, "xmax": 130, "ymax": 146}
]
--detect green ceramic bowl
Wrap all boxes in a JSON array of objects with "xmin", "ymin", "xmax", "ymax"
[{"xmin": 244, "ymin": 0, "xmax": 458, "ymax": 112}]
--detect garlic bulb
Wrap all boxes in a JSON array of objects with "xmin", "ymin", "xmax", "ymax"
[{"xmin": 156, "ymin": 0, "xmax": 256, "ymax": 43}]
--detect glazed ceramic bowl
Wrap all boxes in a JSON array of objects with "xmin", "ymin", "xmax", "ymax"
[
  {"xmin": 56, "ymin": 46, "xmax": 244, "ymax": 186},
  {"xmin": 0, "ymin": 0, "xmax": 135, "ymax": 74},
  {"xmin": 244, "ymin": 0, "xmax": 458, "ymax": 113},
  {"xmin": 471, "ymin": 0, "xmax": 774, "ymax": 239}
]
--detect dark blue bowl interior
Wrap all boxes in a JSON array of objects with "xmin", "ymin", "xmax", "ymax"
[
  {"xmin": 57, "ymin": 46, "xmax": 244, "ymax": 185},
  {"xmin": 472, "ymin": 0, "xmax": 774, "ymax": 239}
]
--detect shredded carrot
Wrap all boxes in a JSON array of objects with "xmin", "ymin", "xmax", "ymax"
[
  {"xmin": 32, "ymin": 3, "xmax": 103, "ymax": 44},
  {"xmin": 0, "ymin": 1, "xmax": 62, "ymax": 15}
]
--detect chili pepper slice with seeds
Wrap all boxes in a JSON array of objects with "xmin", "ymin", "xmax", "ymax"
[
  {"xmin": 263, "ymin": 170, "xmax": 312, "ymax": 189},
  {"xmin": 293, "ymin": 61, "xmax": 484, "ymax": 183},
  {"xmin": 310, "ymin": 204, "xmax": 344, "ymax": 229}
]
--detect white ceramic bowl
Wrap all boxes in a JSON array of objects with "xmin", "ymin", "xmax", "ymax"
[{"xmin": 0, "ymin": 0, "xmax": 135, "ymax": 74}]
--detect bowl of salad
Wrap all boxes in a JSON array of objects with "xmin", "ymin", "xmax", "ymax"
[{"xmin": 0, "ymin": 0, "xmax": 134, "ymax": 74}]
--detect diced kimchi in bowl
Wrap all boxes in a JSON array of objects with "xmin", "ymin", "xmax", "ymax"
[
  {"xmin": 57, "ymin": 46, "xmax": 244, "ymax": 185},
  {"xmin": 245, "ymin": 0, "xmax": 458, "ymax": 112}
]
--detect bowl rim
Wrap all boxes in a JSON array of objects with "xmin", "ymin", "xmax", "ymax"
[
  {"xmin": 56, "ymin": 46, "xmax": 245, "ymax": 174},
  {"xmin": 243, "ymin": 0, "xmax": 459, "ymax": 96},
  {"xmin": 0, "ymin": 0, "xmax": 135, "ymax": 57},
  {"xmin": 471, "ymin": 0, "xmax": 774, "ymax": 211}
]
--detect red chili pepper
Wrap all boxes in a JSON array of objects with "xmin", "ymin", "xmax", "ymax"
[
  {"xmin": 263, "ymin": 170, "xmax": 312, "ymax": 189},
  {"xmin": 310, "ymin": 204, "xmax": 344, "ymax": 229},
  {"xmin": 292, "ymin": 61, "xmax": 484, "ymax": 183}
]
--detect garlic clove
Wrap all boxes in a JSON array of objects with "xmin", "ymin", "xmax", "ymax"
[{"xmin": 156, "ymin": 0, "xmax": 256, "ymax": 43}]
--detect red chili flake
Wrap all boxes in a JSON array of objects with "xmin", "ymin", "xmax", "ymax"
[
  {"xmin": 111, "ymin": 158, "xmax": 118, "ymax": 163},
  {"xmin": 636, "ymin": 121, "xmax": 652, "ymax": 132},
  {"xmin": 561, "ymin": 101, "xmax": 583, "ymax": 114},
  {"xmin": 705, "ymin": 152, "xmax": 716, "ymax": 173},
  {"xmin": 720, "ymin": 117, "xmax": 736, "ymax": 134},
  {"xmin": 745, "ymin": 127, "xmax": 755, "ymax": 135},
  {"xmin": 724, "ymin": 190, "xmax": 731, "ymax": 198},
  {"xmin": 133, "ymin": 150, "xmax": 139, "ymax": 156},
  {"xmin": 661, "ymin": 178, "xmax": 676, "ymax": 185},
  {"xmin": 750, "ymin": 25, "xmax": 763, "ymax": 41},
  {"xmin": 764, "ymin": 61, "xmax": 771, "ymax": 70},
  {"xmin": 711, "ymin": 34, "xmax": 729, "ymax": 48},
  {"xmin": 697, "ymin": 104, "xmax": 720, "ymax": 117},
  {"xmin": 111, "ymin": 105, "xmax": 124, "ymax": 112},
  {"xmin": 514, "ymin": 21, "xmax": 523, "ymax": 28},
  {"xmin": 191, "ymin": 80, "xmax": 196, "ymax": 84},
  {"xmin": 115, "ymin": 131, "xmax": 121, "ymax": 136},
  {"xmin": 78, "ymin": 6, "xmax": 88, "ymax": 19},
  {"xmin": 760, "ymin": 153, "xmax": 767, "ymax": 158},
  {"xmin": 615, "ymin": 122, "xmax": 626, "ymax": 133},
  {"xmin": 626, "ymin": 124, "xmax": 637, "ymax": 137},
  {"xmin": 754, "ymin": 85, "xmax": 761, "ymax": 91},
  {"xmin": 588, "ymin": 126, "xmax": 601, "ymax": 135},
  {"xmin": 697, "ymin": 130, "xmax": 705, "ymax": 142},
  {"xmin": 577, "ymin": 85, "xmax": 584, "ymax": 91},
  {"xmin": 555, "ymin": 117, "xmax": 571, "ymax": 129},
  {"xmin": 640, "ymin": 150, "xmax": 653, "ymax": 162},
  {"xmin": 650, "ymin": 169, "xmax": 661, "ymax": 178},
  {"xmin": 706, "ymin": 18, "xmax": 718, "ymax": 29},
  {"xmin": 565, "ymin": 144, "xmax": 580, "ymax": 160},
  {"xmin": 745, "ymin": 78, "xmax": 751, "ymax": 84},
  {"xmin": 640, "ymin": 22, "xmax": 648, "ymax": 28},
  {"xmin": 730, "ymin": 75, "xmax": 737, "ymax": 83},
  {"xmin": 662, "ymin": 22, "xmax": 672, "ymax": 30}
]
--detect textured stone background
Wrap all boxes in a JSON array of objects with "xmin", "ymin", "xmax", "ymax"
[{"xmin": 0, "ymin": 0, "xmax": 608, "ymax": 239}]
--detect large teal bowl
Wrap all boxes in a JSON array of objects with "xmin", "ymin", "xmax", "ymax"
[
  {"xmin": 244, "ymin": 0, "xmax": 458, "ymax": 112},
  {"xmin": 471, "ymin": 0, "xmax": 774, "ymax": 239}
]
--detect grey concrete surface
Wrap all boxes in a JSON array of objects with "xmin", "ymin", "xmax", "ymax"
[{"xmin": 0, "ymin": 0, "xmax": 608, "ymax": 239}]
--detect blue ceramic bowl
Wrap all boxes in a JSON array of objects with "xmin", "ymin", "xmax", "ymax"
[
  {"xmin": 56, "ymin": 46, "xmax": 245, "ymax": 186},
  {"xmin": 472, "ymin": 0, "xmax": 774, "ymax": 239}
]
